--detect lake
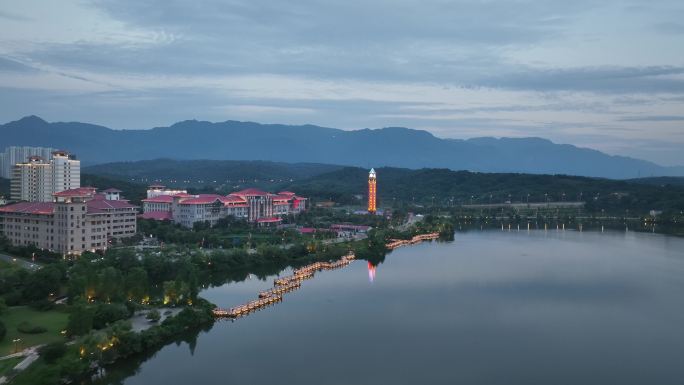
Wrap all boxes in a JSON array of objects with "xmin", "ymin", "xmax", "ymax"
[{"xmin": 93, "ymin": 229, "xmax": 684, "ymax": 385}]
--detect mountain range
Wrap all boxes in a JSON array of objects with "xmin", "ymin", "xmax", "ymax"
[{"xmin": 1, "ymin": 115, "xmax": 682, "ymax": 179}]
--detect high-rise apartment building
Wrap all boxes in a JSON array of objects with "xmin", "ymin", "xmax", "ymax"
[
  {"xmin": 10, "ymin": 150, "xmax": 80, "ymax": 202},
  {"xmin": 0, "ymin": 146, "xmax": 54, "ymax": 178}
]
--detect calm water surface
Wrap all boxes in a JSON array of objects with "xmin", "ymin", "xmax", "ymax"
[{"xmin": 96, "ymin": 230, "xmax": 684, "ymax": 385}]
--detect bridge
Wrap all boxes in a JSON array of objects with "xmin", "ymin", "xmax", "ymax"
[
  {"xmin": 386, "ymin": 232, "xmax": 440, "ymax": 250},
  {"xmin": 213, "ymin": 251, "xmax": 356, "ymax": 319}
]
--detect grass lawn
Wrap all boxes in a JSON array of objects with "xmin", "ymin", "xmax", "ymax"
[
  {"xmin": 0, "ymin": 356, "xmax": 22, "ymax": 376},
  {"xmin": 0, "ymin": 306, "xmax": 69, "ymax": 356}
]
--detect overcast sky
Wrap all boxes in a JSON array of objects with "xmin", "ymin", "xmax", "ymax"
[{"xmin": 1, "ymin": 0, "xmax": 683, "ymax": 165}]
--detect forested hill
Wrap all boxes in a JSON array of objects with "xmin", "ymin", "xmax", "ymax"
[
  {"xmin": 83, "ymin": 159, "xmax": 343, "ymax": 188},
  {"xmin": 281, "ymin": 167, "xmax": 684, "ymax": 213},
  {"xmin": 3, "ymin": 166, "xmax": 683, "ymax": 214}
]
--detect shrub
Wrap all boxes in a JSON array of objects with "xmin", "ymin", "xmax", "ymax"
[
  {"xmin": 3, "ymin": 291, "xmax": 23, "ymax": 306},
  {"xmin": 40, "ymin": 342, "xmax": 67, "ymax": 364},
  {"xmin": 17, "ymin": 321, "xmax": 47, "ymax": 334},
  {"xmin": 66, "ymin": 305, "xmax": 93, "ymax": 337},
  {"xmin": 0, "ymin": 320, "xmax": 6, "ymax": 341},
  {"xmin": 146, "ymin": 309, "xmax": 161, "ymax": 323},
  {"xmin": 29, "ymin": 299, "xmax": 55, "ymax": 311},
  {"xmin": 93, "ymin": 304, "xmax": 130, "ymax": 329}
]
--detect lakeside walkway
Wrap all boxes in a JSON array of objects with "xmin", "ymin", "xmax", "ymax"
[
  {"xmin": 385, "ymin": 232, "xmax": 440, "ymax": 250},
  {"xmin": 213, "ymin": 252, "xmax": 356, "ymax": 319}
]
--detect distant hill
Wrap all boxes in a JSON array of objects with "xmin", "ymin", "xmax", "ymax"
[
  {"xmin": 83, "ymin": 159, "xmax": 343, "ymax": 189},
  {"xmin": 1, "ymin": 115, "xmax": 682, "ymax": 179},
  {"xmin": 281, "ymin": 167, "xmax": 684, "ymax": 213},
  {"xmin": 80, "ymin": 174, "xmax": 148, "ymax": 204},
  {"xmin": 626, "ymin": 176, "xmax": 684, "ymax": 187}
]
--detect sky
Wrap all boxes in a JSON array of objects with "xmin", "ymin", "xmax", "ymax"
[{"xmin": 0, "ymin": 0, "xmax": 683, "ymax": 166}]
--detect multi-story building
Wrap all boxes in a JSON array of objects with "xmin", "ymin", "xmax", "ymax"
[
  {"xmin": 10, "ymin": 151, "xmax": 80, "ymax": 202},
  {"xmin": 10, "ymin": 156, "xmax": 52, "ymax": 202},
  {"xmin": 146, "ymin": 185, "xmax": 188, "ymax": 199},
  {"xmin": 51, "ymin": 150, "xmax": 80, "ymax": 193},
  {"xmin": 141, "ymin": 186, "xmax": 306, "ymax": 228},
  {"xmin": 0, "ymin": 187, "xmax": 137, "ymax": 255},
  {"xmin": 0, "ymin": 146, "xmax": 54, "ymax": 179}
]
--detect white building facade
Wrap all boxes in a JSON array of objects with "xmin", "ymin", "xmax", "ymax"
[{"xmin": 10, "ymin": 151, "xmax": 80, "ymax": 202}]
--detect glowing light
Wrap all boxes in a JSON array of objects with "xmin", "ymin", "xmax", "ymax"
[
  {"xmin": 368, "ymin": 168, "xmax": 377, "ymax": 214},
  {"xmin": 367, "ymin": 262, "xmax": 376, "ymax": 283}
]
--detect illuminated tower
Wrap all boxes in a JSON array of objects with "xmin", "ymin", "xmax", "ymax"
[{"xmin": 368, "ymin": 168, "xmax": 377, "ymax": 214}]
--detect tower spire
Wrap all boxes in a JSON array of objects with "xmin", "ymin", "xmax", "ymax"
[{"xmin": 368, "ymin": 168, "xmax": 377, "ymax": 214}]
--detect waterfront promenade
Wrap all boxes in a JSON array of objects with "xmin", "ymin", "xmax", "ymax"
[{"xmin": 213, "ymin": 252, "xmax": 357, "ymax": 319}]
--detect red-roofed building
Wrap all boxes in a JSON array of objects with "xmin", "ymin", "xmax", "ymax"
[
  {"xmin": 140, "ymin": 186, "xmax": 307, "ymax": 228},
  {"xmin": 0, "ymin": 187, "xmax": 137, "ymax": 255},
  {"xmin": 146, "ymin": 185, "xmax": 188, "ymax": 199},
  {"xmin": 139, "ymin": 211, "xmax": 173, "ymax": 221},
  {"xmin": 232, "ymin": 188, "xmax": 269, "ymax": 197}
]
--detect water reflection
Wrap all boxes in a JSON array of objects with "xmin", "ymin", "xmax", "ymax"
[
  {"xmin": 92, "ymin": 230, "xmax": 684, "ymax": 385},
  {"xmin": 368, "ymin": 262, "xmax": 377, "ymax": 283}
]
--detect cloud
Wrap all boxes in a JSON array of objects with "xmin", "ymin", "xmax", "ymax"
[
  {"xmin": 0, "ymin": 56, "xmax": 38, "ymax": 72},
  {"xmin": 654, "ymin": 22, "xmax": 684, "ymax": 35},
  {"xmin": 0, "ymin": 10, "xmax": 30, "ymax": 21},
  {"xmin": 618, "ymin": 115, "xmax": 684, "ymax": 122},
  {"xmin": 479, "ymin": 66, "xmax": 684, "ymax": 94},
  {"xmin": 0, "ymin": 0, "xmax": 683, "ymax": 164}
]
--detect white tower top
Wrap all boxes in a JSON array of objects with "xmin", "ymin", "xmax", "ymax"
[{"xmin": 369, "ymin": 168, "xmax": 376, "ymax": 178}]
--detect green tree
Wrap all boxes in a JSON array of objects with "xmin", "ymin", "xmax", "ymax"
[
  {"xmin": 66, "ymin": 304, "xmax": 94, "ymax": 337},
  {"xmin": 92, "ymin": 304, "xmax": 130, "ymax": 329},
  {"xmin": 40, "ymin": 342, "xmax": 67, "ymax": 364},
  {"xmin": 97, "ymin": 267, "xmax": 123, "ymax": 302},
  {"xmin": 22, "ymin": 265, "xmax": 62, "ymax": 301},
  {"xmin": 0, "ymin": 320, "xmax": 6, "ymax": 341},
  {"xmin": 58, "ymin": 352, "xmax": 89, "ymax": 382},
  {"xmin": 124, "ymin": 267, "xmax": 149, "ymax": 302}
]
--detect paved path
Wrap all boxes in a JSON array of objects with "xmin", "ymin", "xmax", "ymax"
[
  {"xmin": 0, "ymin": 346, "xmax": 42, "ymax": 384},
  {"xmin": 0, "ymin": 252, "xmax": 41, "ymax": 271},
  {"xmin": 130, "ymin": 308, "xmax": 182, "ymax": 333}
]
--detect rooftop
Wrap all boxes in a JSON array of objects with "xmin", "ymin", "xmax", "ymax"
[
  {"xmin": 232, "ymin": 188, "xmax": 269, "ymax": 196},
  {"xmin": 139, "ymin": 211, "xmax": 173, "ymax": 221},
  {"xmin": 0, "ymin": 197, "xmax": 136, "ymax": 215},
  {"xmin": 0, "ymin": 202, "xmax": 55, "ymax": 215},
  {"xmin": 87, "ymin": 199, "xmax": 137, "ymax": 213},
  {"xmin": 181, "ymin": 194, "xmax": 227, "ymax": 205},
  {"xmin": 53, "ymin": 187, "xmax": 97, "ymax": 197}
]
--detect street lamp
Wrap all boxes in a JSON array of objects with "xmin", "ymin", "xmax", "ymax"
[{"xmin": 13, "ymin": 338, "xmax": 21, "ymax": 353}]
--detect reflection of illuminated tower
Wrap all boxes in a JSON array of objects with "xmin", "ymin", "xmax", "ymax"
[
  {"xmin": 368, "ymin": 262, "xmax": 376, "ymax": 283},
  {"xmin": 368, "ymin": 168, "xmax": 377, "ymax": 214}
]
